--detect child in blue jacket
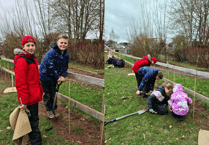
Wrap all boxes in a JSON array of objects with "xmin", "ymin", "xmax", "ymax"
[
  {"xmin": 148, "ymin": 82, "xmax": 173, "ymax": 115},
  {"xmin": 39, "ymin": 35, "xmax": 70, "ymax": 119},
  {"xmin": 135, "ymin": 66, "xmax": 163, "ymax": 99}
]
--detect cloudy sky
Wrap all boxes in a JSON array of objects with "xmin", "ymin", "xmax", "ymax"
[{"xmin": 105, "ymin": 0, "xmax": 172, "ymax": 43}]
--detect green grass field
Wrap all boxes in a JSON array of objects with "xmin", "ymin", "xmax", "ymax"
[{"xmin": 104, "ymin": 55, "xmax": 209, "ymax": 145}]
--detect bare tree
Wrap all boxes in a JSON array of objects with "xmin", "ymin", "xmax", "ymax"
[
  {"xmin": 50, "ymin": 0, "xmax": 102, "ymax": 43},
  {"xmin": 168, "ymin": 0, "xmax": 209, "ymax": 46}
]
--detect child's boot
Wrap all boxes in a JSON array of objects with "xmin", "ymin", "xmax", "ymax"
[
  {"xmin": 54, "ymin": 109, "xmax": 60, "ymax": 117},
  {"xmin": 47, "ymin": 111, "xmax": 55, "ymax": 119}
]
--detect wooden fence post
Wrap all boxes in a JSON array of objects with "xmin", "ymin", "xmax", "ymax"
[
  {"xmin": 193, "ymin": 76, "xmax": 196, "ymax": 120},
  {"xmin": 11, "ymin": 74, "xmax": 14, "ymax": 87},
  {"xmin": 4, "ymin": 62, "xmax": 6, "ymax": 80},
  {"xmin": 100, "ymin": 88, "xmax": 105, "ymax": 145},
  {"xmin": 68, "ymin": 81, "xmax": 71, "ymax": 134}
]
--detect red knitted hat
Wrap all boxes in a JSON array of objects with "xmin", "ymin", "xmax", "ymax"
[
  {"xmin": 21, "ymin": 36, "xmax": 36, "ymax": 47},
  {"xmin": 151, "ymin": 57, "xmax": 157, "ymax": 63}
]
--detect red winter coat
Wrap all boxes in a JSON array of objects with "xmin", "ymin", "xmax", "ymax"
[
  {"xmin": 14, "ymin": 49, "xmax": 43, "ymax": 106},
  {"xmin": 132, "ymin": 56, "xmax": 151, "ymax": 73}
]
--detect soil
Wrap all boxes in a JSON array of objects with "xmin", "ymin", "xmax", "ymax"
[
  {"xmin": 68, "ymin": 67, "xmax": 104, "ymax": 79},
  {"xmin": 38, "ymin": 101, "xmax": 103, "ymax": 145},
  {"xmin": 0, "ymin": 64, "xmax": 105, "ymax": 145}
]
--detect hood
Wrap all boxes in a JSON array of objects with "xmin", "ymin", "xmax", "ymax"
[
  {"xmin": 173, "ymin": 84, "xmax": 183, "ymax": 93},
  {"xmin": 14, "ymin": 48, "xmax": 36, "ymax": 61},
  {"xmin": 14, "ymin": 48, "xmax": 27, "ymax": 55},
  {"xmin": 52, "ymin": 43, "xmax": 67, "ymax": 55},
  {"xmin": 156, "ymin": 85, "xmax": 166, "ymax": 96},
  {"xmin": 143, "ymin": 56, "xmax": 150, "ymax": 61}
]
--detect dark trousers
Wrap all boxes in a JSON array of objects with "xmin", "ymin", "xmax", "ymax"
[
  {"xmin": 153, "ymin": 104, "xmax": 168, "ymax": 115},
  {"xmin": 41, "ymin": 80, "xmax": 57, "ymax": 111},
  {"xmin": 27, "ymin": 103, "xmax": 42, "ymax": 145},
  {"xmin": 171, "ymin": 111, "xmax": 184, "ymax": 119},
  {"xmin": 135, "ymin": 73, "xmax": 150, "ymax": 97}
]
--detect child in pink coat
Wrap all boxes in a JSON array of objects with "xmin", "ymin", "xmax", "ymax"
[{"xmin": 168, "ymin": 84, "xmax": 192, "ymax": 120}]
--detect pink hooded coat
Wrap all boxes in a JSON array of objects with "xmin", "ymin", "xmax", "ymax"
[{"xmin": 168, "ymin": 84, "xmax": 192, "ymax": 116}]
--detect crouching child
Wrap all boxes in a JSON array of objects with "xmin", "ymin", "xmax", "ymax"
[
  {"xmin": 39, "ymin": 35, "xmax": 70, "ymax": 119},
  {"xmin": 168, "ymin": 84, "xmax": 192, "ymax": 120},
  {"xmin": 148, "ymin": 82, "xmax": 173, "ymax": 115},
  {"xmin": 112, "ymin": 57, "xmax": 125, "ymax": 68},
  {"xmin": 136, "ymin": 66, "xmax": 163, "ymax": 99}
]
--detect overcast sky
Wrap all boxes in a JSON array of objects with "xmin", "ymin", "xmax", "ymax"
[
  {"xmin": 0, "ymin": 0, "xmax": 100, "ymax": 40},
  {"xmin": 105, "ymin": 0, "xmax": 172, "ymax": 43}
]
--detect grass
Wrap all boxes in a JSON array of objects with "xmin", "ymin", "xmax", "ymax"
[
  {"xmin": 104, "ymin": 55, "xmax": 207, "ymax": 145},
  {"xmin": 114, "ymin": 53, "xmax": 209, "ymax": 100},
  {"xmin": 168, "ymin": 60, "xmax": 209, "ymax": 71},
  {"xmin": 58, "ymin": 81, "xmax": 103, "ymax": 117},
  {"xmin": 0, "ymin": 79, "xmax": 77, "ymax": 145}
]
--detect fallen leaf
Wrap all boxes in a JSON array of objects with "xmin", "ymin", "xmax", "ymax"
[
  {"xmin": 169, "ymin": 125, "xmax": 172, "ymax": 128},
  {"xmin": 7, "ymin": 126, "xmax": 11, "ymax": 130},
  {"xmin": 109, "ymin": 138, "xmax": 111, "ymax": 140},
  {"xmin": 110, "ymin": 107, "xmax": 111, "ymax": 108},
  {"xmin": 124, "ymin": 100, "xmax": 125, "ymax": 101},
  {"xmin": 182, "ymin": 135, "xmax": 185, "ymax": 138},
  {"xmin": 105, "ymin": 140, "xmax": 108, "ymax": 143},
  {"xmin": 0, "ymin": 130, "xmax": 2, "ymax": 132},
  {"xmin": 77, "ymin": 141, "xmax": 81, "ymax": 144},
  {"xmin": 43, "ymin": 135, "xmax": 47, "ymax": 138},
  {"xmin": 107, "ymin": 93, "xmax": 109, "ymax": 95},
  {"xmin": 163, "ymin": 141, "xmax": 166, "ymax": 144},
  {"xmin": 176, "ymin": 138, "xmax": 179, "ymax": 140}
]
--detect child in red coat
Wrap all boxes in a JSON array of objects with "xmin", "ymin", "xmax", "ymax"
[
  {"xmin": 14, "ymin": 36, "xmax": 43, "ymax": 145},
  {"xmin": 132, "ymin": 55, "xmax": 157, "ymax": 88}
]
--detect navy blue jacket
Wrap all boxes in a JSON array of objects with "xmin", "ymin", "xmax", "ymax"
[
  {"xmin": 148, "ymin": 86, "xmax": 170, "ymax": 110},
  {"xmin": 39, "ymin": 43, "xmax": 70, "ymax": 84},
  {"xmin": 113, "ymin": 59, "xmax": 125, "ymax": 68},
  {"xmin": 138, "ymin": 66, "xmax": 159, "ymax": 91},
  {"xmin": 106, "ymin": 57, "xmax": 113, "ymax": 64}
]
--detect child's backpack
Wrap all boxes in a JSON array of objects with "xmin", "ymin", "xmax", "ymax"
[{"xmin": 117, "ymin": 59, "xmax": 125, "ymax": 68}]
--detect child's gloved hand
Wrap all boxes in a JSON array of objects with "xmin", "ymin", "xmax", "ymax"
[{"xmin": 149, "ymin": 109, "xmax": 157, "ymax": 114}]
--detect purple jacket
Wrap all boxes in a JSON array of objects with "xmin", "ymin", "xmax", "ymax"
[{"xmin": 168, "ymin": 84, "xmax": 192, "ymax": 116}]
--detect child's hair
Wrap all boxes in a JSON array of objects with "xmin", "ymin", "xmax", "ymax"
[
  {"xmin": 162, "ymin": 82, "xmax": 172, "ymax": 89},
  {"xmin": 57, "ymin": 35, "xmax": 68, "ymax": 41},
  {"xmin": 157, "ymin": 71, "xmax": 163, "ymax": 79}
]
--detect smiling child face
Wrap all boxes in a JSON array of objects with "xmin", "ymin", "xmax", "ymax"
[{"xmin": 22, "ymin": 42, "xmax": 36, "ymax": 54}]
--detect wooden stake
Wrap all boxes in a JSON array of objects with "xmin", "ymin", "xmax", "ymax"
[
  {"xmin": 193, "ymin": 77, "xmax": 196, "ymax": 120},
  {"xmin": 4, "ymin": 62, "xmax": 6, "ymax": 80},
  {"xmin": 100, "ymin": 88, "xmax": 105, "ymax": 145},
  {"xmin": 11, "ymin": 75, "xmax": 13, "ymax": 87},
  {"xmin": 68, "ymin": 81, "xmax": 71, "ymax": 134}
]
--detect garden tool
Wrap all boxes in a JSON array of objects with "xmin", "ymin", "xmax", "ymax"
[
  {"xmin": 52, "ymin": 81, "xmax": 63, "ymax": 111},
  {"xmin": 104, "ymin": 109, "xmax": 148, "ymax": 126}
]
